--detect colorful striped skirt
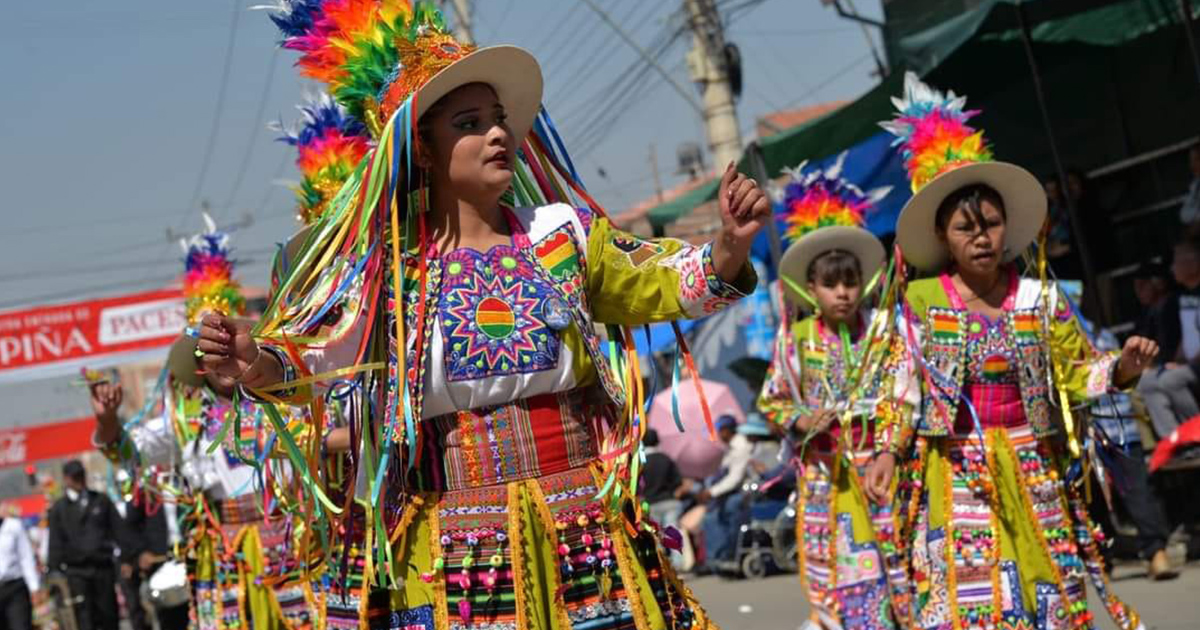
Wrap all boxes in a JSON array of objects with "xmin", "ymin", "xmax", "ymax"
[
  {"xmin": 321, "ymin": 387, "xmax": 713, "ymax": 630},
  {"xmin": 902, "ymin": 419, "xmax": 1142, "ymax": 630},
  {"xmin": 189, "ymin": 493, "xmax": 318, "ymax": 630},
  {"xmin": 797, "ymin": 431, "xmax": 908, "ymax": 630}
]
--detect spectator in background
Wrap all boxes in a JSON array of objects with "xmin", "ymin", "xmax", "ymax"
[
  {"xmin": 0, "ymin": 505, "xmax": 40, "ymax": 630},
  {"xmin": 1044, "ymin": 170, "xmax": 1111, "ymax": 279},
  {"xmin": 641, "ymin": 430, "xmax": 691, "ymax": 571},
  {"xmin": 114, "ymin": 491, "xmax": 170, "ymax": 630},
  {"xmin": 1087, "ymin": 326, "xmax": 1177, "ymax": 580},
  {"xmin": 697, "ymin": 414, "xmax": 775, "ymax": 570},
  {"xmin": 1139, "ymin": 234, "xmax": 1200, "ymax": 438},
  {"xmin": 1133, "ymin": 262, "xmax": 1179, "ymax": 360},
  {"xmin": 47, "ymin": 461, "xmax": 120, "ymax": 630},
  {"xmin": 1179, "ymin": 142, "xmax": 1200, "ymax": 226}
]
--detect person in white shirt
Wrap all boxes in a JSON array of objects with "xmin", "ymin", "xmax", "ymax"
[
  {"xmin": 697, "ymin": 414, "xmax": 776, "ymax": 568},
  {"xmin": 0, "ymin": 510, "xmax": 40, "ymax": 630}
]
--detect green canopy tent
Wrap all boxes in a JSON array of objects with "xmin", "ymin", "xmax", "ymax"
[
  {"xmin": 642, "ymin": 0, "xmax": 1200, "ymax": 324},
  {"xmin": 645, "ymin": 0, "xmax": 1200, "ymax": 238}
]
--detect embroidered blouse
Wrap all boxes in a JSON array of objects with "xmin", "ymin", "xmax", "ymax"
[
  {"xmin": 282, "ymin": 203, "xmax": 755, "ymax": 420},
  {"xmin": 756, "ymin": 308, "xmax": 918, "ymax": 455},
  {"xmin": 95, "ymin": 383, "xmax": 263, "ymax": 501},
  {"xmin": 901, "ymin": 267, "xmax": 1120, "ymax": 442}
]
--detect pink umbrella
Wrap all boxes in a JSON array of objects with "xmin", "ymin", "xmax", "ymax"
[{"xmin": 648, "ymin": 377, "xmax": 745, "ymax": 479}]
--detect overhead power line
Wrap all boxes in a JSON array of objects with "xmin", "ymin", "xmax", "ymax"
[
  {"xmin": 180, "ymin": 0, "xmax": 243, "ymax": 228},
  {"xmin": 221, "ymin": 47, "xmax": 281, "ymax": 218}
]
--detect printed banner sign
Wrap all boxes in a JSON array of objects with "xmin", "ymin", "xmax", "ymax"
[
  {"xmin": 0, "ymin": 289, "xmax": 184, "ymax": 383},
  {"xmin": 0, "ymin": 417, "xmax": 96, "ymax": 469}
]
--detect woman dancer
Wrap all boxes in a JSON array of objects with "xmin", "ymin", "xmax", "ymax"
[
  {"xmin": 870, "ymin": 72, "xmax": 1158, "ymax": 630},
  {"xmin": 757, "ymin": 158, "xmax": 914, "ymax": 630},
  {"xmin": 199, "ymin": 2, "xmax": 771, "ymax": 628},
  {"xmin": 90, "ymin": 218, "xmax": 318, "ymax": 629}
]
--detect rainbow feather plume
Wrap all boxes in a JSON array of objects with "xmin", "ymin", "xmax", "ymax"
[
  {"xmin": 777, "ymin": 153, "xmax": 888, "ymax": 243},
  {"xmin": 880, "ymin": 71, "xmax": 993, "ymax": 192},
  {"xmin": 181, "ymin": 214, "xmax": 246, "ymax": 324},
  {"xmin": 277, "ymin": 93, "xmax": 372, "ymax": 225},
  {"xmin": 262, "ymin": 1, "xmax": 471, "ymax": 137}
]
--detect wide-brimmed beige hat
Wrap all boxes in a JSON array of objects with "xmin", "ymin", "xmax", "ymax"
[
  {"xmin": 775, "ymin": 155, "xmax": 890, "ymax": 304},
  {"xmin": 881, "ymin": 72, "xmax": 1046, "ymax": 272},
  {"xmin": 895, "ymin": 161, "xmax": 1046, "ymax": 272},
  {"xmin": 166, "ymin": 335, "xmax": 204, "ymax": 388},
  {"xmin": 779, "ymin": 226, "xmax": 886, "ymax": 304},
  {"xmin": 404, "ymin": 45, "xmax": 543, "ymax": 151}
]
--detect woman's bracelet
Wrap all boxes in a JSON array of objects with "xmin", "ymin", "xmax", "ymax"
[{"xmin": 233, "ymin": 344, "xmax": 263, "ymax": 384}]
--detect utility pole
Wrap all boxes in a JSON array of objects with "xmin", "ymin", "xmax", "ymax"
[
  {"xmin": 650, "ymin": 144, "xmax": 664, "ymax": 203},
  {"xmin": 684, "ymin": 0, "xmax": 743, "ymax": 170},
  {"xmin": 443, "ymin": 0, "xmax": 474, "ymax": 44}
]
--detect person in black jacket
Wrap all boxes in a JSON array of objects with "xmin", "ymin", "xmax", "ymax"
[
  {"xmin": 113, "ymin": 491, "xmax": 170, "ymax": 630},
  {"xmin": 47, "ymin": 460, "xmax": 120, "ymax": 630}
]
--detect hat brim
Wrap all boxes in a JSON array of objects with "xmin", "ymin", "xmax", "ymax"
[
  {"xmin": 166, "ymin": 335, "xmax": 205, "ymax": 388},
  {"xmin": 411, "ymin": 45, "xmax": 543, "ymax": 151},
  {"xmin": 778, "ymin": 226, "xmax": 885, "ymax": 305},
  {"xmin": 896, "ymin": 162, "xmax": 1047, "ymax": 272}
]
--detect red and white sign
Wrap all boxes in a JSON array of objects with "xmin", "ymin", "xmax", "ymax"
[
  {"xmin": 0, "ymin": 289, "xmax": 184, "ymax": 383},
  {"xmin": 0, "ymin": 418, "xmax": 96, "ymax": 469}
]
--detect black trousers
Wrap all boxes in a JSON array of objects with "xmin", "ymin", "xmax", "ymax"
[
  {"xmin": 65, "ymin": 567, "xmax": 119, "ymax": 630},
  {"xmin": 1092, "ymin": 443, "xmax": 1173, "ymax": 559},
  {"xmin": 0, "ymin": 578, "xmax": 31, "ymax": 630},
  {"xmin": 118, "ymin": 563, "xmax": 149, "ymax": 630}
]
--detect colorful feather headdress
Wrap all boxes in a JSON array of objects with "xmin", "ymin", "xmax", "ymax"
[
  {"xmin": 777, "ymin": 152, "xmax": 889, "ymax": 243},
  {"xmin": 276, "ymin": 93, "xmax": 372, "ymax": 225},
  {"xmin": 879, "ymin": 71, "xmax": 994, "ymax": 193},
  {"xmin": 180, "ymin": 213, "xmax": 246, "ymax": 325},
  {"xmin": 263, "ymin": 0, "xmax": 471, "ymax": 138}
]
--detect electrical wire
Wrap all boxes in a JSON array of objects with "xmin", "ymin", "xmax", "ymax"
[
  {"xmin": 0, "ymin": 275, "xmax": 182, "ymax": 311},
  {"xmin": 180, "ymin": 0, "xmax": 243, "ymax": 228},
  {"xmin": 220, "ymin": 47, "xmax": 281, "ymax": 219},
  {"xmin": 550, "ymin": 1, "xmax": 662, "ymax": 106}
]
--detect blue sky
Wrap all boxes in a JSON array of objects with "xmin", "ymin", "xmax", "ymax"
[{"xmin": 0, "ymin": 0, "xmax": 883, "ymax": 306}]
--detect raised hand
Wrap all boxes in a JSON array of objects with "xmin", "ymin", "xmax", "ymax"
[
  {"xmin": 89, "ymin": 382, "xmax": 123, "ymax": 422},
  {"xmin": 196, "ymin": 313, "xmax": 260, "ymax": 382},
  {"xmin": 717, "ymin": 161, "xmax": 772, "ymax": 243},
  {"xmin": 1115, "ymin": 335, "xmax": 1159, "ymax": 386}
]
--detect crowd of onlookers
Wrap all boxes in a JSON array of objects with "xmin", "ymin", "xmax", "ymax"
[
  {"xmin": 642, "ymin": 414, "xmax": 794, "ymax": 575},
  {"xmin": 0, "ymin": 460, "xmax": 182, "ymax": 630}
]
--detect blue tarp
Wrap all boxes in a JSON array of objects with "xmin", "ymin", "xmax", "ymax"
[{"xmin": 751, "ymin": 130, "xmax": 913, "ymax": 279}]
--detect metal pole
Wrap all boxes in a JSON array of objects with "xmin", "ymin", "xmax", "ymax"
[
  {"xmin": 1180, "ymin": 0, "xmax": 1200, "ymax": 87},
  {"xmin": 684, "ymin": 0, "xmax": 744, "ymax": 169},
  {"xmin": 650, "ymin": 144, "xmax": 664, "ymax": 203},
  {"xmin": 1015, "ymin": 2, "xmax": 1100, "ymax": 316},
  {"xmin": 746, "ymin": 141, "xmax": 782, "ymax": 270}
]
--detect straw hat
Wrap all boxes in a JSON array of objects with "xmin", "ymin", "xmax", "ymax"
[
  {"xmin": 880, "ymin": 72, "xmax": 1046, "ymax": 272},
  {"xmin": 267, "ymin": 1, "xmax": 543, "ymax": 149},
  {"xmin": 775, "ymin": 153, "xmax": 889, "ymax": 304}
]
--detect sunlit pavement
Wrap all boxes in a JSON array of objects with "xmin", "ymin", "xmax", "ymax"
[{"xmin": 685, "ymin": 559, "xmax": 1200, "ymax": 630}]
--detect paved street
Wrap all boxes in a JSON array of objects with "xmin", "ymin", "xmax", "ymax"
[{"xmin": 686, "ymin": 560, "xmax": 1200, "ymax": 630}]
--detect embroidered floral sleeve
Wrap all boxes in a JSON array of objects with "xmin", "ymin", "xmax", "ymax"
[
  {"xmin": 757, "ymin": 319, "xmax": 812, "ymax": 428},
  {"xmin": 1047, "ymin": 289, "xmax": 1120, "ymax": 400},
  {"xmin": 582, "ymin": 209, "xmax": 756, "ymax": 325}
]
